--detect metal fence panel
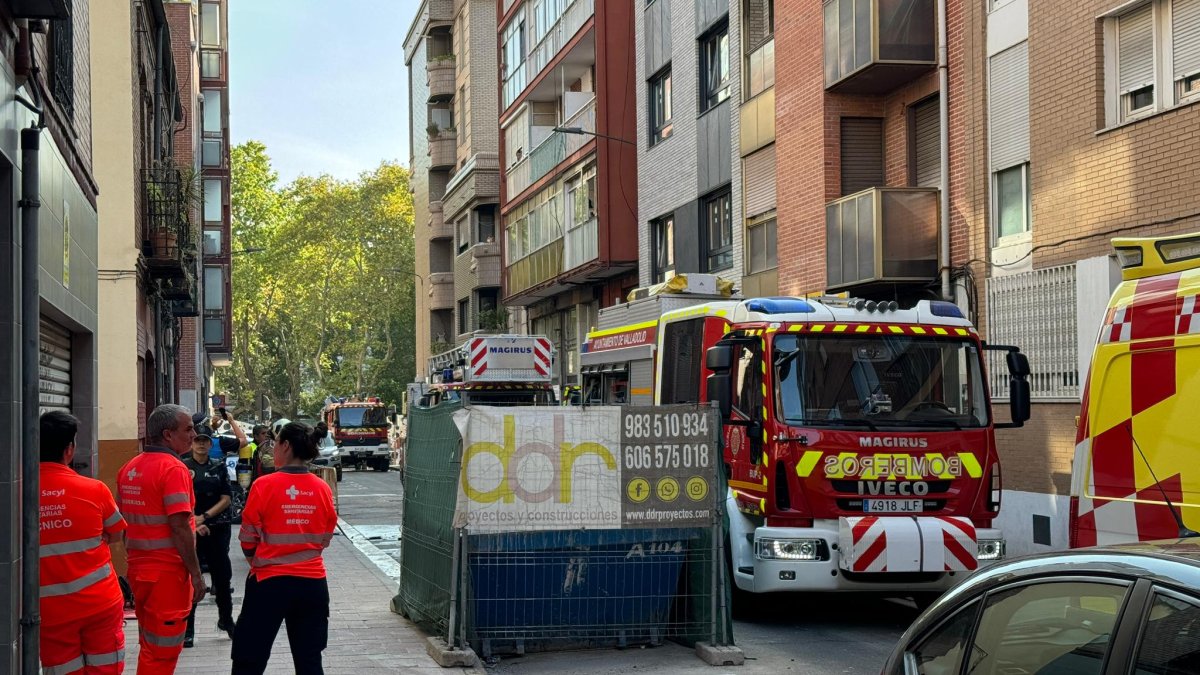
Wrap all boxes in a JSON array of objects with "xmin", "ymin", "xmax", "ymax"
[
  {"xmin": 393, "ymin": 401, "xmax": 462, "ymax": 636},
  {"xmin": 986, "ymin": 264, "xmax": 1079, "ymax": 401}
]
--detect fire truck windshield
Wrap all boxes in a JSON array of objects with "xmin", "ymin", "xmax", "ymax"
[
  {"xmin": 335, "ymin": 406, "xmax": 388, "ymax": 428},
  {"xmin": 773, "ymin": 334, "xmax": 988, "ymax": 429}
]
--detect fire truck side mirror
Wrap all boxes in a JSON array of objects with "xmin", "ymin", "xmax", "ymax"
[
  {"xmin": 706, "ymin": 344, "xmax": 734, "ymax": 371},
  {"xmin": 707, "ymin": 372, "xmax": 733, "ymax": 421}
]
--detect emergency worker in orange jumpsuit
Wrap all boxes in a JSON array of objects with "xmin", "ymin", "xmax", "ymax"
[
  {"xmin": 39, "ymin": 410, "xmax": 128, "ymax": 674},
  {"xmin": 230, "ymin": 421, "xmax": 337, "ymax": 675},
  {"xmin": 118, "ymin": 404, "xmax": 207, "ymax": 674}
]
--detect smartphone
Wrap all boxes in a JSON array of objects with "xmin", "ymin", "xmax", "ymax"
[{"xmin": 218, "ymin": 407, "xmax": 228, "ymax": 420}]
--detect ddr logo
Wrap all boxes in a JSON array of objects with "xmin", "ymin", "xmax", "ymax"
[{"xmin": 462, "ymin": 414, "xmax": 617, "ymax": 504}]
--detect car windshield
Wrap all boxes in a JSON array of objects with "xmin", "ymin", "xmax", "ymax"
[
  {"xmin": 335, "ymin": 406, "xmax": 388, "ymax": 428},
  {"xmin": 774, "ymin": 333, "xmax": 988, "ymax": 429},
  {"xmin": 320, "ymin": 432, "xmax": 337, "ymax": 449}
]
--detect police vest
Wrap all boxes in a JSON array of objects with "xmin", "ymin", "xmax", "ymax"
[
  {"xmin": 238, "ymin": 466, "xmax": 336, "ymax": 581},
  {"xmin": 117, "ymin": 446, "xmax": 195, "ymax": 569},
  {"xmin": 39, "ymin": 463, "xmax": 127, "ymax": 624}
]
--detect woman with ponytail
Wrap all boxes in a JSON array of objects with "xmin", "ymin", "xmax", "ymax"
[{"xmin": 230, "ymin": 422, "xmax": 337, "ymax": 674}]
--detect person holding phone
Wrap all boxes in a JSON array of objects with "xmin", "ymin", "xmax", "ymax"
[{"xmin": 192, "ymin": 407, "xmax": 248, "ymax": 462}]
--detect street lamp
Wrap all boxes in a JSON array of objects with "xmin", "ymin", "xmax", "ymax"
[{"xmin": 553, "ymin": 126, "xmax": 636, "ymax": 146}]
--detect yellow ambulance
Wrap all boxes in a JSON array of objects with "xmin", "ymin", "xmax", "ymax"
[{"xmin": 1070, "ymin": 232, "xmax": 1200, "ymax": 547}]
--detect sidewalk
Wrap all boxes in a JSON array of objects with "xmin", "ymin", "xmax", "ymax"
[{"xmin": 122, "ymin": 523, "xmax": 482, "ymax": 674}]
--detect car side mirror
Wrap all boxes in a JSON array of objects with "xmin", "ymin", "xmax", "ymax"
[{"xmin": 707, "ymin": 372, "xmax": 733, "ymax": 421}]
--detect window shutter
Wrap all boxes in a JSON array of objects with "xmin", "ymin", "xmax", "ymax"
[
  {"xmin": 1118, "ymin": 4, "xmax": 1155, "ymax": 93},
  {"xmin": 743, "ymin": 145, "xmax": 777, "ymax": 217},
  {"xmin": 989, "ymin": 41, "xmax": 1030, "ymax": 172},
  {"xmin": 912, "ymin": 97, "xmax": 940, "ymax": 188},
  {"xmin": 1175, "ymin": 0, "xmax": 1200, "ymax": 80},
  {"xmin": 840, "ymin": 118, "xmax": 884, "ymax": 195}
]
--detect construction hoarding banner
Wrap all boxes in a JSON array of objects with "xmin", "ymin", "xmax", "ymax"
[{"xmin": 453, "ymin": 405, "xmax": 719, "ymax": 533}]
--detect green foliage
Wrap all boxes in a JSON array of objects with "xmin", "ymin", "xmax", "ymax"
[
  {"xmin": 477, "ymin": 308, "xmax": 509, "ymax": 332},
  {"xmin": 216, "ymin": 142, "xmax": 416, "ymax": 417}
]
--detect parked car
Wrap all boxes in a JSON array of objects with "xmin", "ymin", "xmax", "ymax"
[
  {"xmin": 312, "ymin": 430, "xmax": 343, "ymax": 481},
  {"xmin": 882, "ymin": 540, "xmax": 1200, "ymax": 675}
]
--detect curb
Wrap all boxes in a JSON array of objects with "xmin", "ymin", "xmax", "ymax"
[{"xmin": 337, "ymin": 517, "xmax": 403, "ymax": 583}]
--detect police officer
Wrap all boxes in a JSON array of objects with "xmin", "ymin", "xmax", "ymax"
[
  {"xmin": 118, "ymin": 404, "xmax": 207, "ymax": 675},
  {"xmin": 39, "ymin": 411, "xmax": 128, "ymax": 674},
  {"xmin": 231, "ymin": 421, "xmax": 337, "ymax": 675},
  {"xmin": 182, "ymin": 428, "xmax": 235, "ymax": 646}
]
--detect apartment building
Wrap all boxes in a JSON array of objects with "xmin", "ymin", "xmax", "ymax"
[
  {"xmin": 498, "ymin": 0, "xmax": 639, "ymax": 386},
  {"xmin": 405, "ymin": 0, "xmax": 503, "ymax": 378},
  {"xmin": 164, "ymin": 0, "xmax": 232, "ymax": 415},
  {"xmin": 92, "ymin": 0, "xmax": 207, "ymax": 486},
  {"xmin": 0, "ymin": 0, "xmax": 101, "ymax": 665},
  {"xmin": 635, "ymin": 0, "xmax": 775, "ymax": 295}
]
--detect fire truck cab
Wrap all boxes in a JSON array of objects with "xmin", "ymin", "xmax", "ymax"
[
  {"xmin": 654, "ymin": 296, "xmax": 1031, "ymax": 594},
  {"xmin": 1070, "ymin": 232, "xmax": 1200, "ymax": 547}
]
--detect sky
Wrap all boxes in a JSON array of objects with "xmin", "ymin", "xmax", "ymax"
[{"xmin": 229, "ymin": 0, "xmax": 422, "ymax": 184}]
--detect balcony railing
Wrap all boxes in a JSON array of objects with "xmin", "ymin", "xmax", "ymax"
[
  {"xmin": 505, "ymin": 96, "xmax": 596, "ymax": 198},
  {"xmin": 825, "ymin": 187, "xmax": 939, "ymax": 291},
  {"xmin": 823, "ymin": 0, "xmax": 936, "ymax": 95},
  {"xmin": 429, "ymin": 272, "xmax": 455, "ymax": 310},
  {"xmin": 502, "ymin": 0, "xmax": 595, "ymax": 109},
  {"xmin": 429, "ymin": 128, "xmax": 457, "ymax": 169},
  {"xmin": 427, "ymin": 56, "xmax": 456, "ymax": 101},
  {"xmin": 142, "ymin": 167, "xmax": 194, "ymax": 279},
  {"xmin": 429, "ymin": 200, "xmax": 452, "ymax": 240},
  {"xmin": 563, "ymin": 216, "xmax": 597, "ymax": 271}
]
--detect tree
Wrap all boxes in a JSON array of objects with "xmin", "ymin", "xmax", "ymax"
[{"xmin": 217, "ymin": 142, "xmax": 416, "ymax": 418}]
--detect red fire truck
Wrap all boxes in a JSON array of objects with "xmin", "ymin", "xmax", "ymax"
[
  {"xmin": 322, "ymin": 397, "xmax": 392, "ymax": 472},
  {"xmin": 650, "ymin": 296, "xmax": 1031, "ymax": 596}
]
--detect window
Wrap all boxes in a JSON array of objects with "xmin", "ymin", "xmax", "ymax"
[
  {"xmin": 902, "ymin": 602, "xmax": 980, "ymax": 675},
  {"xmin": 652, "ymin": 214, "xmax": 675, "ymax": 283},
  {"xmin": 201, "ymin": 50, "xmax": 221, "ymax": 79},
  {"xmin": 994, "ymin": 163, "xmax": 1030, "ymax": 241},
  {"xmin": 458, "ymin": 86, "xmax": 467, "ymax": 134},
  {"xmin": 841, "ymin": 118, "xmax": 884, "ymax": 195},
  {"xmin": 649, "ymin": 66, "xmax": 673, "ymax": 145},
  {"xmin": 456, "ymin": 217, "xmax": 470, "ymax": 254},
  {"xmin": 202, "ymin": 230, "xmax": 222, "ymax": 256},
  {"xmin": 1133, "ymin": 590, "xmax": 1200, "ymax": 674},
  {"xmin": 747, "ymin": 216, "xmax": 777, "ymax": 274},
  {"xmin": 203, "ymin": 90, "xmax": 223, "ymax": 135},
  {"xmin": 458, "ymin": 299, "xmax": 470, "ymax": 335},
  {"xmin": 660, "ymin": 319, "xmax": 705, "ymax": 403},
  {"xmin": 700, "ymin": 25, "xmax": 731, "ymax": 112},
  {"xmin": 704, "ymin": 190, "xmax": 733, "ymax": 272},
  {"xmin": 911, "ymin": 96, "xmax": 940, "ymax": 188},
  {"xmin": 203, "ymin": 318, "xmax": 223, "ymax": 345},
  {"xmin": 203, "ymin": 179, "xmax": 222, "ymax": 224},
  {"xmin": 1108, "ymin": 0, "xmax": 1200, "ymax": 125},
  {"xmin": 477, "ymin": 206, "xmax": 496, "ymax": 243},
  {"xmin": 203, "ymin": 266, "xmax": 224, "ymax": 311},
  {"xmin": 50, "ymin": 18, "xmax": 73, "ymax": 117},
  {"xmin": 966, "ymin": 581, "xmax": 1128, "ymax": 674},
  {"xmin": 744, "ymin": 0, "xmax": 775, "ymax": 98},
  {"xmin": 734, "ymin": 341, "xmax": 764, "ymax": 420},
  {"xmin": 200, "ymin": 3, "xmax": 221, "ymax": 47},
  {"xmin": 202, "ymin": 139, "xmax": 222, "ymax": 167}
]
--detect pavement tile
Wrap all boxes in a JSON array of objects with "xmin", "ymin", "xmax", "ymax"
[{"xmin": 121, "ymin": 525, "xmax": 484, "ymax": 673}]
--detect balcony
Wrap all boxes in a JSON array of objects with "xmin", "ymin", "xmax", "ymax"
[
  {"xmin": 142, "ymin": 167, "xmax": 194, "ymax": 280},
  {"xmin": 507, "ymin": 240, "xmax": 563, "ymax": 300},
  {"xmin": 506, "ymin": 96, "xmax": 596, "ymax": 198},
  {"xmin": 429, "ymin": 128, "xmax": 457, "ymax": 169},
  {"xmin": 502, "ymin": 0, "xmax": 595, "ymax": 109},
  {"xmin": 563, "ymin": 217, "xmax": 597, "ymax": 271},
  {"xmin": 825, "ymin": 187, "xmax": 939, "ymax": 292},
  {"xmin": 428, "ymin": 272, "xmax": 455, "ymax": 310},
  {"xmin": 429, "ymin": 200, "xmax": 452, "ymax": 240},
  {"xmin": 469, "ymin": 242, "xmax": 501, "ymax": 288},
  {"xmin": 9, "ymin": 0, "xmax": 69, "ymax": 19},
  {"xmin": 427, "ymin": 56, "xmax": 456, "ymax": 101},
  {"xmin": 823, "ymin": 0, "xmax": 936, "ymax": 95}
]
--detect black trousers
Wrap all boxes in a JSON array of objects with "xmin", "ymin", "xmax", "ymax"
[
  {"xmin": 187, "ymin": 523, "xmax": 234, "ymax": 631},
  {"xmin": 230, "ymin": 575, "xmax": 329, "ymax": 675}
]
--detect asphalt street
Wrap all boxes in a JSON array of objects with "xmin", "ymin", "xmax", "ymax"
[{"xmin": 337, "ymin": 469, "xmax": 917, "ymax": 674}]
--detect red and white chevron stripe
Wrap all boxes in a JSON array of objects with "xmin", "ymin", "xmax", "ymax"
[
  {"xmin": 839, "ymin": 516, "xmax": 977, "ymax": 573},
  {"xmin": 469, "ymin": 338, "xmax": 488, "ymax": 377},
  {"xmin": 533, "ymin": 338, "xmax": 551, "ymax": 377}
]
